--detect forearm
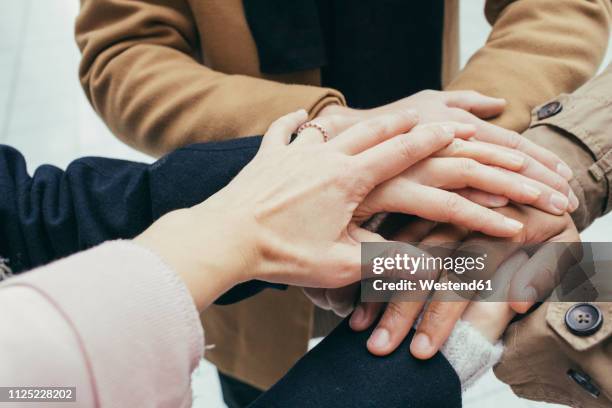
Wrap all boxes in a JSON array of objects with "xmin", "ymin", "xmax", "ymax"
[{"xmin": 446, "ymin": 0, "xmax": 610, "ymax": 132}]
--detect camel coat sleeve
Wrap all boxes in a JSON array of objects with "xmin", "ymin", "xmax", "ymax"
[
  {"xmin": 446, "ymin": 0, "xmax": 611, "ymax": 132},
  {"xmin": 76, "ymin": 0, "xmax": 344, "ymax": 157}
]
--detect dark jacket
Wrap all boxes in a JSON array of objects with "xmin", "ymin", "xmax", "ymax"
[{"xmin": 0, "ymin": 136, "xmax": 274, "ymax": 304}]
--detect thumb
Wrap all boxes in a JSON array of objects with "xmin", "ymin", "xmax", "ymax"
[{"xmin": 445, "ymin": 90, "xmax": 506, "ymax": 119}]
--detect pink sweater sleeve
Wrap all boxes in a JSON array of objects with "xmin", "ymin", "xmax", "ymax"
[{"xmin": 0, "ymin": 241, "xmax": 204, "ymax": 408}]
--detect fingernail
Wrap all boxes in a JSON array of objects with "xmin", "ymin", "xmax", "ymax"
[
  {"xmin": 508, "ymin": 154, "xmax": 525, "ymax": 169},
  {"xmin": 522, "ymin": 183, "xmax": 541, "ymax": 200},
  {"xmin": 504, "ymin": 217, "xmax": 523, "ymax": 233},
  {"xmin": 411, "ymin": 333, "xmax": 433, "ymax": 356},
  {"xmin": 569, "ymin": 190, "xmax": 580, "ymax": 212},
  {"xmin": 440, "ymin": 124, "xmax": 455, "ymax": 137},
  {"xmin": 487, "ymin": 195, "xmax": 508, "ymax": 207},
  {"xmin": 521, "ymin": 286, "xmax": 538, "ymax": 303},
  {"xmin": 550, "ymin": 193, "xmax": 569, "ymax": 213},
  {"xmin": 368, "ymin": 328, "xmax": 390, "ymax": 349},
  {"xmin": 350, "ymin": 305, "xmax": 365, "ymax": 327},
  {"xmin": 556, "ymin": 163, "xmax": 573, "ymax": 180}
]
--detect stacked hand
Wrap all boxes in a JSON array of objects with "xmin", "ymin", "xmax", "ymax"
[
  {"xmin": 316, "ymin": 90, "xmax": 577, "ymax": 209},
  {"xmin": 305, "ymin": 90, "xmax": 580, "ymax": 356},
  {"xmin": 137, "ymin": 108, "xmax": 537, "ymax": 311},
  {"xmin": 138, "ymin": 91, "xmax": 578, "ymax": 358}
]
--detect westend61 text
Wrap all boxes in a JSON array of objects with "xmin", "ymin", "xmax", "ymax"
[{"xmin": 372, "ymin": 279, "xmax": 493, "ymax": 292}]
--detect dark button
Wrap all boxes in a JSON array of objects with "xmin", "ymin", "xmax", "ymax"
[
  {"xmin": 565, "ymin": 303, "xmax": 603, "ymax": 336},
  {"xmin": 537, "ymin": 101, "xmax": 563, "ymax": 120},
  {"xmin": 568, "ymin": 369, "xmax": 600, "ymax": 398}
]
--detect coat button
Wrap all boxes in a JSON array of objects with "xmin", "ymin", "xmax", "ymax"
[
  {"xmin": 567, "ymin": 369, "xmax": 600, "ymax": 398},
  {"xmin": 565, "ymin": 303, "xmax": 603, "ymax": 336},
  {"xmin": 537, "ymin": 101, "xmax": 563, "ymax": 120}
]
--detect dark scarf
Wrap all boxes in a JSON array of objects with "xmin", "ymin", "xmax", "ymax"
[{"xmin": 243, "ymin": 0, "xmax": 445, "ymax": 108}]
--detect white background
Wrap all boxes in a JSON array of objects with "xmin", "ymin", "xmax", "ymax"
[{"xmin": 0, "ymin": 1, "xmax": 610, "ymax": 407}]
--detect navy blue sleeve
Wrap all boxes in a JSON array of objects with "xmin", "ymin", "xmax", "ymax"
[
  {"xmin": 0, "ymin": 137, "xmax": 282, "ymax": 304},
  {"xmin": 249, "ymin": 318, "xmax": 461, "ymax": 408}
]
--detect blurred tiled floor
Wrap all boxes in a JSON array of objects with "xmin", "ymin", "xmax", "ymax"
[{"xmin": 0, "ymin": 1, "xmax": 609, "ymax": 407}]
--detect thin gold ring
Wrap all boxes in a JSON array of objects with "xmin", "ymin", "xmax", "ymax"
[{"xmin": 296, "ymin": 122, "xmax": 330, "ymax": 142}]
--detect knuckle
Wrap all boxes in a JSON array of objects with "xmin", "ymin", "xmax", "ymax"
[
  {"xmin": 505, "ymin": 131, "xmax": 523, "ymax": 149},
  {"xmin": 427, "ymin": 124, "xmax": 451, "ymax": 142},
  {"xmin": 396, "ymin": 134, "xmax": 418, "ymax": 161},
  {"xmin": 515, "ymin": 154, "xmax": 530, "ymax": 172},
  {"xmin": 398, "ymin": 109, "xmax": 419, "ymax": 123},
  {"xmin": 459, "ymin": 157, "xmax": 477, "ymax": 175},
  {"xmin": 411, "ymin": 125, "xmax": 451, "ymax": 150},
  {"xmin": 443, "ymin": 193, "xmax": 463, "ymax": 221},
  {"xmin": 422, "ymin": 303, "xmax": 447, "ymax": 330},
  {"xmin": 550, "ymin": 174, "xmax": 567, "ymax": 193},
  {"xmin": 361, "ymin": 118, "xmax": 389, "ymax": 136},
  {"xmin": 449, "ymin": 138, "xmax": 464, "ymax": 153},
  {"xmin": 384, "ymin": 301, "xmax": 408, "ymax": 325}
]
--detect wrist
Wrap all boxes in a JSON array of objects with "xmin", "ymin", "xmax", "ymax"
[
  {"xmin": 135, "ymin": 207, "xmax": 258, "ymax": 311},
  {"xmin": 461, "ymin": 302, "xmax": 515, "ymax": 343}
]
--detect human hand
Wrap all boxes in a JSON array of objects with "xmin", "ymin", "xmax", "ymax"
[
  {"xmin": 302, "ymin": 133, "xmax": 555, "ymax": 316},
  {"xmin": 351, "ymin": 204, "xmax": 579, "ymax": 358},
  {"xmin": 137, "ymin": 109, "xmax": 484, "ymax": 310},
  {"xmin": 318, "ymin": 90, "xmax": 577, "ymax": 208},
  {"xmin": 303, "ymin": 135, "xmax": 574, "ymax": 316}
]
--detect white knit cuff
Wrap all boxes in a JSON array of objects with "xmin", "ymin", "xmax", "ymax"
[{"xmin": 441, "ymin": 319, "xmax": 504, "ymax": 391}]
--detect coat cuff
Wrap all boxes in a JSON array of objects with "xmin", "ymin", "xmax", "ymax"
[
  {"xmin": 309, "ymin": 93, "xmax": 346, "ymax": 119},
  {"xmin": 524, "ymin": 90, "xmax": 612, "ymax": 230}
]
